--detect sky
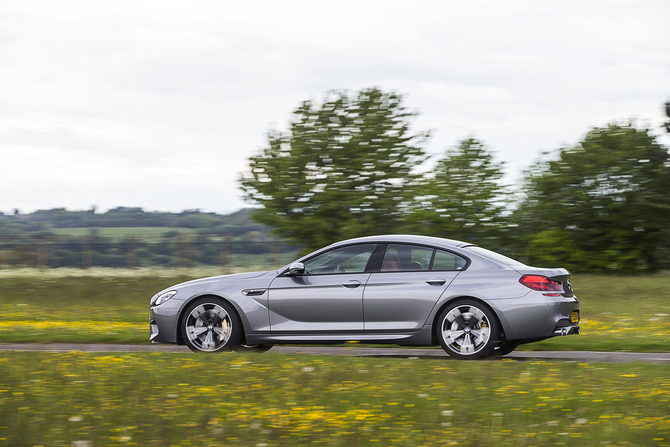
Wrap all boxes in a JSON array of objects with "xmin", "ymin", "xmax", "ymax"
[{"xmin": 1, "ymin": 0, "xmax": 669, "ymax": 216}]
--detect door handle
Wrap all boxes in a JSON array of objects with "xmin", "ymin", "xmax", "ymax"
[
  {"xmin": 426, "ymin": 279, "xmax": 446, "ymax": 286},
  {"xmin": 341, "ymin": 280, "xmax": 362, "ymax": 288}
]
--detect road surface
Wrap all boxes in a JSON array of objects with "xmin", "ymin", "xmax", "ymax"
[{"xmin": 1, "ymin": 344, "xmax": 668, "ymax": 363}]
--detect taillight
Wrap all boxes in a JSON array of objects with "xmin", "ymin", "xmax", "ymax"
[{"xmin": 519, "ymin": 275, "xmax": 562, "ymax": 292}]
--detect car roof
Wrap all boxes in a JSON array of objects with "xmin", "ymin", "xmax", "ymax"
[
  {"xmin": 329, "ymin": 234, "xmax": 475, "ymax": 249},
  {"xmin": 279, "ymin": 234, "xmax": 480, "ymax": 273}
]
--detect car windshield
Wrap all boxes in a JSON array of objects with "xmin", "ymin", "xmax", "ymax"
[{"xmin": 465, "ymin": 246, "xmax": 526, "ymax": 266}]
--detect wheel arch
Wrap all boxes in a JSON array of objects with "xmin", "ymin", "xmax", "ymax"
[
  {"xmin": 430, "ymin": 296, "xmax": 507, "ymax": 345},
  {"xmin": 176, "ymin": 293, "xmax": 246, "ymax": 346}
]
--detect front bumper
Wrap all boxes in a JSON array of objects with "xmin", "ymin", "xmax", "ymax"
[
  {"xmin": 149, "ymin": 301, "xmax": 183, "ymax": 344},
  {"xmin": 150, "ymin": 319, "xmax": 159, "ymax": 341}
]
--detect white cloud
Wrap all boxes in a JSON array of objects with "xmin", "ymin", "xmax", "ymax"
[{"xmin": 1, "ymin": 0, "xmax": 668, "ymax": 214}]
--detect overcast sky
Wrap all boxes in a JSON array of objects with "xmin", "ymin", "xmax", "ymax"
[{"xmin": 2, "ymin": 0, "xmax": 669, "ymax": 215}]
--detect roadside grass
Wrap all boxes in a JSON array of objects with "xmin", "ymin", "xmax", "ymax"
[
  {"xmin": 0, "ymin": 268, "xmax": 212, "ymax": 344},
  {"xmin": 529, "ymin": 273, "xmax": 670, "ymax": 352},
  {"xmin": 0, "ymin": 269, "xmax": 669, "ymax": 352},
  {"xmin": 1, "ymin": 351, "xmax": 669, "ymax": 446}
]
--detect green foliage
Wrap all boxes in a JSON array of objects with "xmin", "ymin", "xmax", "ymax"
[
  {"xmin": 1, "ymin": 207, "xmax": 269, "ymax": 235},
  {"xmin": 0, "ymin": 208, "xmax": 292, "ymax": 268},
  {"xmin": 403, "ymin": 138, "xmax": 510, "ymax": 248},
  {"xmin": 0, "ymin": 236, "xmax": 298, "ymax": 269},
  {"xmin": 239, "ymin": 87, "xmax": 429, "ymax": 252},
  {"xmin": 526, "ymin": 229, "xmax": 594, "ymax": 271},
  {"xmin": 0, "ymin": 218, "xmax": 20, "ymax": 237},
  {"xmin": 518, "ymin": 123, "xmax": 670, "ymax": 272}
]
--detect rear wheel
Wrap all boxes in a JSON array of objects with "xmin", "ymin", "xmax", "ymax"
[
  {"xmin": 437, "ymin": 300, "xmax": 499, "ymax": 360},
  {"xmin": 181, "ymin": 298, "xmax": 241, "ymax": 353}
]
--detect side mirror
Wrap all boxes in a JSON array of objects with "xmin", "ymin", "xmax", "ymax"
[{"xmin": 288, "ymin": 262, "xmax": 305, "ymax": 276}]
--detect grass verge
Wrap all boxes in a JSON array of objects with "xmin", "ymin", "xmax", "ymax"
[{"xmin": 1, "ymin": 351, "xmax": 669, "ymax": 446}]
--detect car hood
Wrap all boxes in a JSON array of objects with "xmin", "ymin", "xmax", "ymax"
[{"xmin": 170, "ymin": 270, "xmax": 275, "ymax": 289}]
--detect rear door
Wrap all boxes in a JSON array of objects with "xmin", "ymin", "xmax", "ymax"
[{"xmin": 363, "ymin": 244, "xmax": 465, "ymax": 332}]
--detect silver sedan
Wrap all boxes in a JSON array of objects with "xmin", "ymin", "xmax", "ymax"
[{"xmin": 149, "ymin": 235, "xmax": 580, "ymax": 359}]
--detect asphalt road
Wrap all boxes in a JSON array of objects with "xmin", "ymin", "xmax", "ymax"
[{"xmin": 1, "ymin": 343, "xmax": 669, "ymax": 363}]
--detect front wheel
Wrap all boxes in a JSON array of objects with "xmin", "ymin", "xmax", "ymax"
[
  {"xmin": 437, "ymin": 300, "xmax": 499, "ymax": 360},
  {"xmin": 181, "ymin": 298, "xmax": 242, "ymax": 353}
]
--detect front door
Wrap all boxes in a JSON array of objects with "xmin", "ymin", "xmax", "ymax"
[{"xmin": 268, "ymin": 243, "xmax": 377, "ymax": 333}]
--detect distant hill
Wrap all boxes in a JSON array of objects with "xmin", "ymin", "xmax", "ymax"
[
  {"xmin": 0, "ymin": 207, "xmax": 271, "ymax": 237},
  {"xmin": 0, "ymin": 208, "xmax": 302, "ymax": 268}
]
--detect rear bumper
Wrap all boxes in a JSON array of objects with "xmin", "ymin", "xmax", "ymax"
[{"xmin": 491, "ymin": 293, "xmax": 580, "ymax": 341}]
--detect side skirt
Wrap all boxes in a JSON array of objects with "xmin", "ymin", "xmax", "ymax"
[{"xmin": 245, "ymin": 326, "xmax": 434, "ymax": 346}]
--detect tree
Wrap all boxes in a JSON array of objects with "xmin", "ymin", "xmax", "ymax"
[
  {"xmin": 403, "ymin": 138, "xmax": 510, "ymax": 248},
  {"xmin": 239, "ymin": 88, "xmax": 429, "ymax": 252},
  {"xmin": 518, "ymin": 122, "xmax": 670, "ymax": 272}
]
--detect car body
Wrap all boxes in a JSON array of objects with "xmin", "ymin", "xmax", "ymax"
[{"xmin": 149, "ymin": 235, "xmax": 580, "ymax": 359}]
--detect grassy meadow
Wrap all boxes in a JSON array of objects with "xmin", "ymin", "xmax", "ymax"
[
  {"xmin": 1, "ymin": 351, "xmax": 669, "ymax": 446},
  {"xmin": 50, "ymin": 227, "xmax": 193, "ymax": 239},
  {"xmin": 1, "ymin": 269, "xmax": 670, "ymax": 446}
]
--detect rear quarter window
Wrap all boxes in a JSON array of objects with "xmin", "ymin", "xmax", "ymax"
[
  {"xmin": 432, "ymin": 250, "xmax": 468, "ymax": 271},
  {"xmin": 465, "ymin": 246, "xmax": 526, "ymax": 266}
]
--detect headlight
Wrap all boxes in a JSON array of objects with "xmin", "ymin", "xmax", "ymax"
[{"xmin": 154, "ymin": 290, "xmax": 178, "ymax": 306}]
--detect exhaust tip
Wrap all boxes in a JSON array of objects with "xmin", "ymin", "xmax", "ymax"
[{"xmin": 553, "ymin": 325, "xmax": 579, "ymax": 336}]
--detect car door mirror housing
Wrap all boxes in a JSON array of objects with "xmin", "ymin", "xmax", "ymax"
[{"xmin": 288, "ymin": 262, "xmax": 305, "ymax": 276}]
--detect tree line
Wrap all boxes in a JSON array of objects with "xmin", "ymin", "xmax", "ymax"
[
  {"xmin": 0, "ymin": 208, "xmax": 292, "ymax": 268},
  {"xmin": 240, "ymin": 88, "xmax": 670, "ymax": 273},
  {"xmin": 0, "ymin": 207, "xmax": 267, "ymax": 236},
  {"xmin": 0, "ymin": 236, "xmax": 295, "ymax": 269}
]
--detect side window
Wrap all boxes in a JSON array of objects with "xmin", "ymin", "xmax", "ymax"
[
  {"xmin": 382, "ymin": 244, "xmax": 433, "ymax": 272},
  {"xmin": 304, "ymin": 244, "xmax": 376, "ymax": 275},
  {"xmin": 432, "ymin": 250, "xmax": 467, "ymax": 271}
]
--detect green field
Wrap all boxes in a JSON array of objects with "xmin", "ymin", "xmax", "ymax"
[
  {"xmin": 50, "ymin": 227, "xmax": 195, "ymax": 239},
  {"xmin": 527, "ymin": 273, "xmax": 670, "ymax": 353},
  {"xmin": 1, "ymin": 351, "xmax": 669, "ymax": 446},
  {"xmin": 1, "ymin": 269, "xmax": 670, "ymax": 351}
]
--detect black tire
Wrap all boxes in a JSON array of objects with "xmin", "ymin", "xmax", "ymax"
[
  {"xmin": 436, "ymin": 299, "xmax": 499, "ymax": 360},
  {"xmin": 181, "ymin": 297, "xmax": 242, "ymax": 353},
  {"xmin": 233, "ymin": 344, "xmax": 274, "ymax": 354},
  {"xmin": 492, "ymin": 342, "xmax": 519, "ymax": 357}
]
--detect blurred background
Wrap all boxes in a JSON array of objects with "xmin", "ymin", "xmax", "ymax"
[{"xmin": 1, "ymin": 0, "xmax": 669, "ymax": 273}]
